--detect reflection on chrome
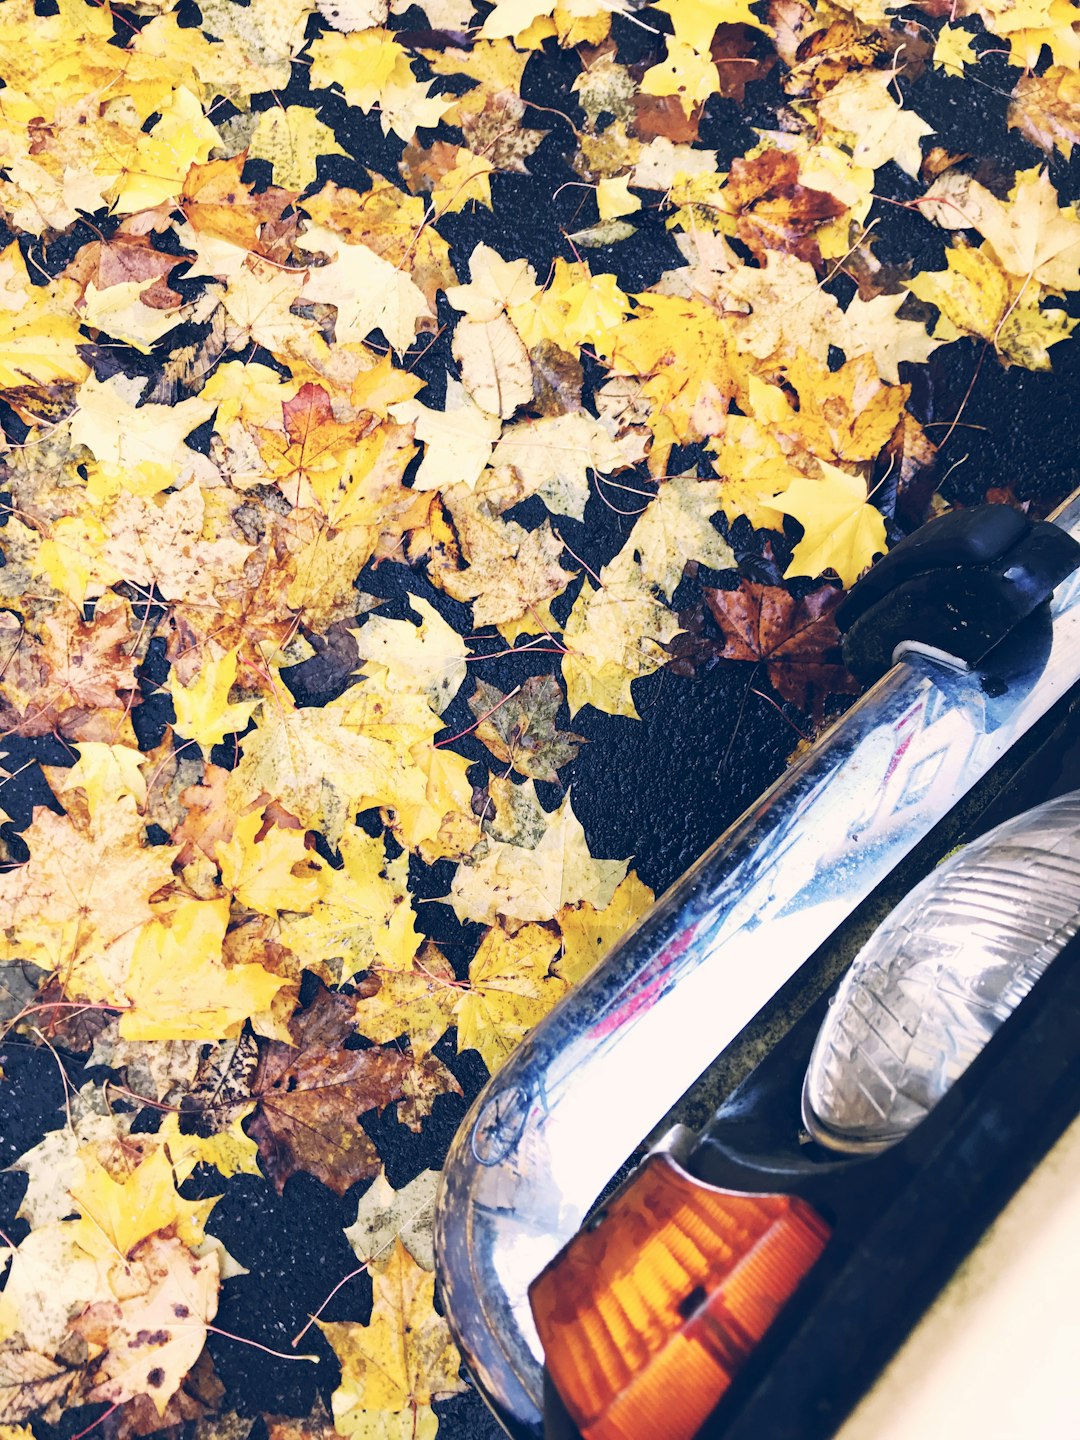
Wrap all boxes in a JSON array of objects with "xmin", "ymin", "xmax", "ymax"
[{"xmin": 435, "ymin": 491, "xmax": 1080, "ymax": 1439}]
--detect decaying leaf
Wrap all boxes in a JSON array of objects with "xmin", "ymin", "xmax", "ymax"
[
  {"xmin": 247, "ymin": 986, "xmax": 423, "ymax": 1195},
  {"xmin": 468, "ymin": 675, "xmax": 585, "ymax": 782},
  {"xmin": 344, "ymin": 1169, "xmax": 441, "ymax": 1270}
]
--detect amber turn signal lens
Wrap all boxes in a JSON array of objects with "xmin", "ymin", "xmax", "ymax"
[{"xmin": 529, "ymin": 1155, "xmax": 829, "ymax": 1440}]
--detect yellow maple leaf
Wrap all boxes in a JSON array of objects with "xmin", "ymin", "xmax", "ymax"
[
  {"xmin": 0, "ymin": 245, "xmax": 89, "ymax": 389},
  {"xmin": 32, "ymin": 514, "xmax": 113, "ymax": 607},
  {"xmin": 556, "ymin": 871, "xmax": 655, "ymax": 986},
  {"xmin": 216, "ymin": 809, "xmax": 322, "ymax": 915},
  {"xmin": 432, "ymin": 147, "xmax": 495, "ymax": 214},
  {"xmin": 454, "ymin": 922, "xmax": 565, "ymax": 1071},
  {"xmin": 44, "ymin": 742, "xmax": 147, "ymax": 824},
  {"xmin": 489, "ymin": 412, "xmax": 637, "ymax": 521},
  {"xmin": 908, "ymin": 242, "xmax": 1077, "ymax": 369},
  {"xmin": 219, "ymin": 255, "xmax": 315, "ymax": 353},
  {"xmin": 279, "ymin": 826, "xmax": 422, "ymax": 982},
  {"xmin": 641, "ymin": 40, "xmax": 722, "ymax": 117},
  {"xmin": 508, "ymin": 257, "xmax": 630, "ymax": 352},
  {"xmin": 69, "ymin": 1147, "xmax": 214, "ymax": 1260},
  {"xmin": 352, "ymin": 595, "xmax": 467, "ymax": 714},
  {"xmin": 965, "ymin": 0, "xmax": 1079, "ymax": 69},
  {"xmin": 719, "ymin": 252, "xmax": 846, "ymax": 367},
  {"xmin": 298, "ymin": 223, "xmax": 433, "ymax": 350},
  {"xmin": 169, "ymin": 646, "xmax": 260, "ymax": 752},
  {"xmin": 707, "ymin": 414, "xmax": 803, "ymax": 530},
  {"xmin": 0, "ymin": 797, "xmax": 177, "ymax": 1004},
  {"xmin": 815, "ymin": 70, "xmax": 933, "ymax": 178},
  {"xmin": 109, "ymin": 87, "xmax": 221, "ymax": 214},
  {"xmin": 320, "ymin": 1241, "xmax": 466, "ymax": 1435},
  {"xmin": 594, "ymin": 292, "xmax": 738, "ymax": 473},
  {"xmin": 230, "ymin": 685, "xmax": 474, "ymax": 857},
  {"xmin": 158, "ymin": 1111, "xmax": 263, "ymax": 1181},
  {"xmin": 343, "ymin": 1168, "xmax": 441, "ymax": 1272},
  {"xmin": 121, "ymin": 897, "xmax": 286, "ymax": 1042},
  {"xmin": 933, "ymin": 23, "xmax": 979, "ymax": 72},
  {"xmin": 309, "ymin": 29, "xmax": 412, "ymax": 109},
  {"xmin": 353, "ymin": 940, "xmax": 460, "ymax": 1057},
  {"xmin": 228, "ymin": 701, "xmax": 392, "ymax": 846},
  {"xmin": 248, "ymin": 105, "xmax": 347, "ymax": 191},
  {"xmin": 438, "ymin": 505, "xmax": 576, "ymax": 629},
  {"xmin": 478, "ymin": 0, "xmax": 619, "ymax": 43},
  {"xmin": 309, "ymin": 30, "xmax": 450, "ymax": 138},
  {"xmin": 391, "ymin": 377, "xmax": 501, "ymax": 491},
  {"xmin": 78, "ymin": 277, "xmax": 201, "ymax": 355},
  {"xmin": 623, "ymin": 476, "xmax": 735, "ymax": 601},
  {"xmin": 925, "ymin": 166, "xmax": 1080, "ymax": 292},
  {"xmin": 69, "ymin": 374, "xmax": 215, "ymax": 500},
  {"xmin": 1008, "ymin": 65, "xmax": 1080, "ymax": 160},
  {"xmin": 664, "ymin": 0, "xmax": 771, "ymax": 43},
  {"xmin": 763, "ymin": 463, "xmax": 887, "ymax": 588},
  {"xmin": 562, "ymin": 549, "xmax": 683, "ymax": 718},
  {"xmin": 443, "ymin": 243, "xmax": 538, "ymax": 323},
  {"xmin": 0, "ymin": 1221, "xmax": 111, "ymax": 1353},
  {"xmin": 448, "ymin": 793, "xmax": 628, "ymax": 926},
  {"xmin": 842, "ymin": 293, "xmax": 943, "ymax": 384},
  {"xmin": 772, "ymin": 351, "xmax": 909, "ymax": 466},
  {"xmin": 596, "ymin": 175, "xmax": 642, "ymax": 221}
]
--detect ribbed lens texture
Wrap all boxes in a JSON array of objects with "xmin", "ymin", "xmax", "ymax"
[{"xmin": 804, "ymin": 791, "xmax": 1080, "ymax": 1153}]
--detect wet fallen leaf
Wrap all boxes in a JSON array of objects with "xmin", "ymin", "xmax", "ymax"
[
  {"xmin": 319, "ymin": 1241, "xmax": 466, "ymax": 1435},
  {"xmin": 468, "ymin": 675, "xmax": 585, "ymax": 782},
  {"xmin": 704, "ymin": 580, "xmax": 859, "ymax": 718},
  {"xmin": 344, "ymin": 1169, "xmax": 440, "ymax": 1270},
  {"xmin": 247, "ymin": 986, "xmax": 435, "ymax": 1195}
]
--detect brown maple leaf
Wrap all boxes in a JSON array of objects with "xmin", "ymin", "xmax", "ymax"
[
  {"xmin": 842, "ymin": 235, "xmax": 913, "ymax": 301},
  {"xmin": 248, "ymin": 985, "xmax": 439, "ymax": 1195},
  {"xmin": 630, "ymin": 92, "xmax": 703, "ymax": 143},
  {"xmin": 399, "ymin": 139, "xmax": 463, "ymax": 195},
  {"xmin": 66, "ymin": 233, "xmax": 186, "ymax": 310},
  {"xmin": 725, "ymin": 150, "xmax": 845, "ymax": 268},
  {"xmin": 885, "ymin": 411, "xmax": 938, "ymax": 528},
  {"xmin": 530, "ymin": 339, "xmax": 584, "ymax": 416},
  {"xmin": 704, "ymin": 581, "xmax": 859, "ymax": 719},
  {"xmin": 710, "ymin": 25, "xmax": 777, "ymax": 104},
  {"xmin": 0, "ymin": 600, "xmax": 140, "ymax": 739}
]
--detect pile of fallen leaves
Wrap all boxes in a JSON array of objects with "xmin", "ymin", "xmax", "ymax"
[{"xmin": 0, "ymin": 0, "xmax": 1078, "ymax": 1434}]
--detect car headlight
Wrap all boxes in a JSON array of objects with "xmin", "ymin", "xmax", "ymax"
[{"xmin": 803, "ymin": 791, "xmax": 1080, "ymax": 1155}]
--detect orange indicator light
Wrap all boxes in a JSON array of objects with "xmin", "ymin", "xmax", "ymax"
[{"xmin": 529, "ymin": 1155, "xmax": 830, "ymax": 1440}]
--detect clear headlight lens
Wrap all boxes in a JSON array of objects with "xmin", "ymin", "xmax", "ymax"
[{"xmin": 803, "ymin": 791, "xmax": 1080, "ymax": 1155}]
